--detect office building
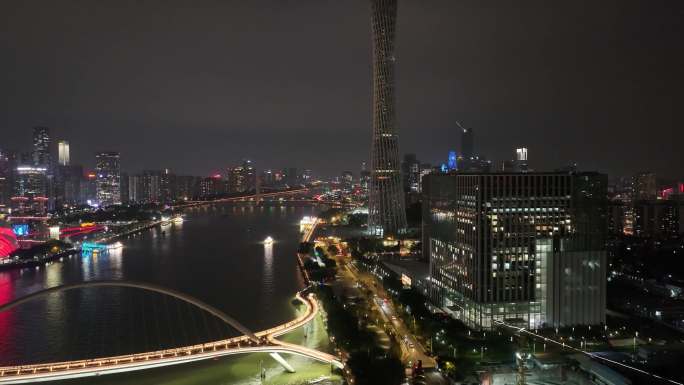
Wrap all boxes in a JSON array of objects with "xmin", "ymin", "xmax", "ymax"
[
  {"xmin": 459, "ymin": 123, "xmax": 474, "ymax": 159},
  {"xmin": 119, "ymin": 172, "xmax": 129, "ymax": 203},
  {"xmin": 95, "ymin": 152, "xmax": 121, "ymax": 206},
  {"xmin": 54, "ymin": 164, "xmax": 83, "ymax": 207},
  {"xmin": 368, "ymin": 0, "xmax": 407, "ymax": 236},
  {"xmin": 401, "ymin": 154, "xmax": 420, "ymax": 193},
  {"xmin": 423, "ymin": 172, "xmax": 607, "ymax": 330},
  {"xmin": 57, "ymin": 140, "xmax": 70, "ymax": 166},
  {"xmin": 12, "ymin": 166, "xmax": 48, "ymax": 214},
  {"xmin": 341, "ymin": 171, "xmax": 354, "ymax": 190},
  {"xmin": 80, "ymin": 172, "xmax": 97, "ymax": 205},
  {"xmin": 32, "ymin": 127, "xmax": 50, "ymax": 168}
]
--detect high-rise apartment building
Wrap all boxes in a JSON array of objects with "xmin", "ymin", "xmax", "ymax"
[
  {"xmin": 57, "ymin": 140, "xmax": 70, "ymax": 166},
  {"xmin": 632, "ymin": 172, "xmax": 657, "ymax": 201},
  {"xmin": 0, "ymin": 151, "xmax": 15, "ymax": 210},
  {"xmin": 95, "ymin": 152, "xmax": 121, "ymax": 206},
  {"xmin": 368, "ymin": 0, "xmax": 406, "ymax": 236},
  {"xmin": 423, "ymin": 172, "xmax": 607, "ymax": 330},
  {"xmin": 633, "ymin": 200, "xmax": 684, "ymax": 238}
]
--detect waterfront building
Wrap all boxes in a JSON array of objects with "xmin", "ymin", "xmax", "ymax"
[
  {"xmin": 175, "ymin": 175, "xmax": 200, "ymax": 201},
  {"xmin": 261, "ymin": 169, "xmax": 275, "ymax": 187},
  {"xmin": 199, "ymin": 175, "xmax": 224, "ymax": 197},
  {"xmin": 286, "ymin": 167, "xmax": 298, "ymax": 187},
  {"xmin": 227, "ymin": 160, "xmax": 256, "ymax": 193},
  {"xmin": 95, "ymin": 152, "xmax": 121, "ymax": 206},
  {"xmin": 57, "ymin": 140, "xmax": 70, "ymax": 166},
  {"xmin": 422, "ymin": 172, "xmax": 608, "ymax": 330},
  {"xmin": 368, "ymin": 0, "xmax": 407, "ymax": 236}
]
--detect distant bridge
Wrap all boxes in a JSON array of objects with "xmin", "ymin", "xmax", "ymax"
[{"xmin": 0, "ymin": 280, "xmax": 343, "ymax": 384}]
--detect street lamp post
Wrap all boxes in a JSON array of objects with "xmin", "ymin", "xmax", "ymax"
[{"xmin": 634, "ymin": 332, "xmax": 639, "ymax": 352}]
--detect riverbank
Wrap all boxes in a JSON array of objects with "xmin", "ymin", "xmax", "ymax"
[
  {"xmin": 0, "ymin": 218, "xmax": 171, "ymax": 272},
  {"xmin": 0, "ymin": 248, "xmax": 79, "ymax": 272}
]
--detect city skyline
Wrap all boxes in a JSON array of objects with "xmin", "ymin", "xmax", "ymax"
[
  {"xmin": 1, "ymin": 0, "xmax": 683, "ymax": 178},
  {"xmin": 1, "ymin": 2, "xmax": 684, "ymax": 384}
]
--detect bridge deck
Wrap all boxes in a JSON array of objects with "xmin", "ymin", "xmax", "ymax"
[{"xmin": 0, "ymin": 292, "xmax": 342, "ymax": 384}]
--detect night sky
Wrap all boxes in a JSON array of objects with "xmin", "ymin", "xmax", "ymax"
[{"xmin": 2, "ymin": 0, "xmax": 682, "ymax": 179}]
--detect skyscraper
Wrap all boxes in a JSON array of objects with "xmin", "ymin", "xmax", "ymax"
[
  {"xmin": 95, "ymin": 152, "xmax": 121, "ymax": 206},
  {"xmin": 368, "ymin": 0, "xmax": 406, "ymax": 237},
  {"xmin": 32, "ymin": 127, "xmax": 50, "ymax": 167},
  {"xmin": 458, "ymin": 123, "xmax": 474, "ymax": 159},
  {"xmin": 57, "ymin": 140, "xmax": 70, "ymax": 166}
]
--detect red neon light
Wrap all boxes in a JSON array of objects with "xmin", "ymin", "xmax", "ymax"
[
  {"xmin": 680, "ymin": 183, "xmax": 684, "ymax": 193},
  {"xmin": 0, "ymin": 227, "xmax": 19, "ymax": 258}
]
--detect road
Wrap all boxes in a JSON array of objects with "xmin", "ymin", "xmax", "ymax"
[{"xmin": 343, "ymin": 263, "xmax": 436, "ymax": 369}]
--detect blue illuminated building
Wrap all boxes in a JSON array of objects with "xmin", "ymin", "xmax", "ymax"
[{"xmin": 447, "ymin": 151, "xmax": 457, "ymax": 170}]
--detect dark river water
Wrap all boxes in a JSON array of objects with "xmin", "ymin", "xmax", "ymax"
[{"xmin": 0, "ymin": 204, "xmax": 316, "ymax": 367}]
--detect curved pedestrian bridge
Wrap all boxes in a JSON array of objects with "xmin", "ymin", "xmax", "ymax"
[{"xmin": 0, "ymin": 281, "xmax": 343, "ymax": 384}]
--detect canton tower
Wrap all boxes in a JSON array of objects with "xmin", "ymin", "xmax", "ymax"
[{"xmin": 368, "ymin": 0, "xmax": 406, "ymax": 236}]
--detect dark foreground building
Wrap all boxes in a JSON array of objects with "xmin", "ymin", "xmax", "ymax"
[{"xmin": 423, "ymin": 172, "xmax": 607, "ymax": 330}]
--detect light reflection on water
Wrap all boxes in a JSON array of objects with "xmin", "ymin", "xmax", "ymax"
[{"xmin": 0, "ymin": 205, "xmax": 316, "ymax": 366}]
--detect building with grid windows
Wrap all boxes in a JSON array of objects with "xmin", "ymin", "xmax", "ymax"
[{"xmin": 422, "ymin": 172, "xmax": 607, "ymax": 330}]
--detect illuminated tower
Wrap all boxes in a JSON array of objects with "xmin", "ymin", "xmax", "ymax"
[
  {"xmin": 57, "ymin": 140, "xmax": 70, "ymax": 166},
  {"xmin": 368, "ymin": 0, "xmax": 406, "ymax": 236}
]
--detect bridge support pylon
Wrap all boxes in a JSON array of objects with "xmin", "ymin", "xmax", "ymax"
[{"xmin": 269, "ymin": 352, "xmax": 295, "ymax": 373}]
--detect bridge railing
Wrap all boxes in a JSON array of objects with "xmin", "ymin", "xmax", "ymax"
[{"xmin": 0, "ymin": 291, "xmax": 328, "ymax": 378}]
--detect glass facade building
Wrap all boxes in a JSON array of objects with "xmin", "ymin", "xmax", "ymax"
[{"xmin": 423, "ymin": 172, "xmax": 607, "ymax": 330}]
